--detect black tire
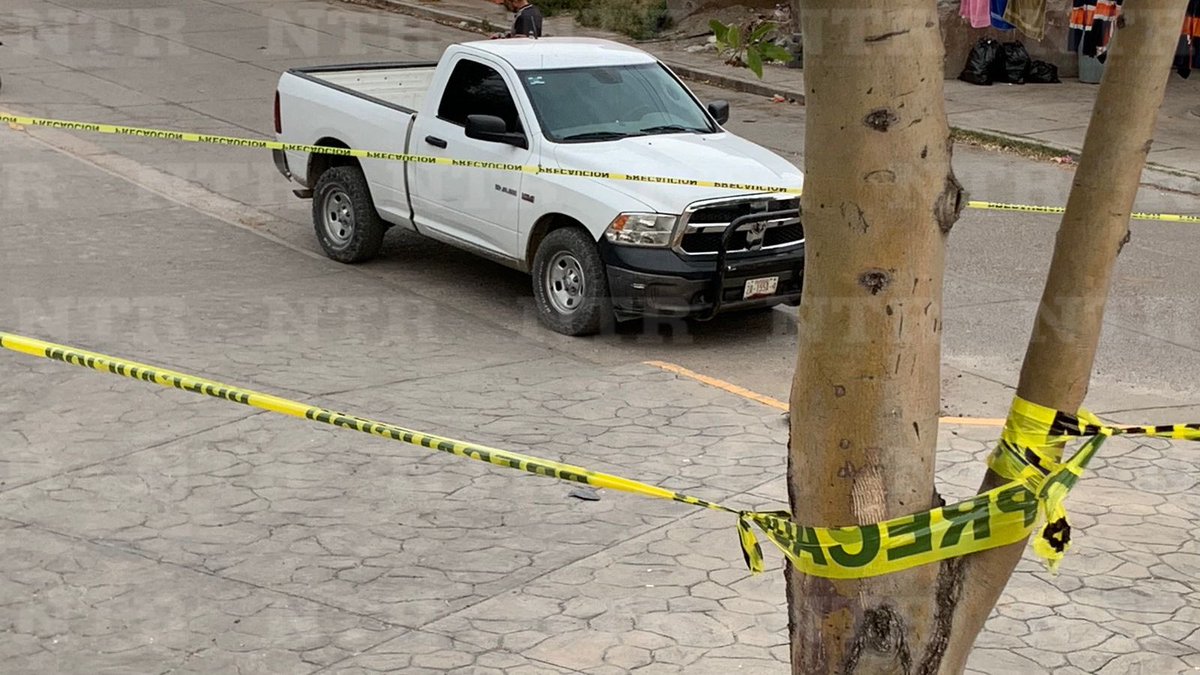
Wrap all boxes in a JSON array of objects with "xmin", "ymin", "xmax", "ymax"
[
  {"xmin": 531, "ymin": 228, "xmax": 611, "ymax": 336},
  {"xmin": 312, "ymin": 165, "xmax": 385, "ymax": 263}
]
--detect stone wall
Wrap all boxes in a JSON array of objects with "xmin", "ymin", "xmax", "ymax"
[{"xmin": 666, "ymin": 0, "xmax": 781, "ymax": 20}]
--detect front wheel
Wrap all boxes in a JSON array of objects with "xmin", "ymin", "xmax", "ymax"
[
  {"xmin": 531, "ymin": 228, "xmax": 611, "ymax": 336},
  {"xmin": 312, "ymin": 165, "xmax": 385, "ymax": 263}
]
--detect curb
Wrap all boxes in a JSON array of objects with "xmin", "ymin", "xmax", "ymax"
[
  {"xmin": 658, "ymin": 62, "xmax": 806, "ymax": 103},
  {"xmin": 951, "ymin": 127, "xmax": 1200, "ymax": 195}
]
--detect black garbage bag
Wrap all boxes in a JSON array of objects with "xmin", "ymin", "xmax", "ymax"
[
  {"xmin": 959, "ymin": 38, "xmax": 1000, "ymax": 85},
  {"xmin": 1027, "ymin": 60, "xmax": 1061, "ymax": 83},
  {"xmin": 994, "ymin": 41, "xmax": 1031, "ymax": 84},
  {"xmin": 1174, "ymin": 35, "xmax": 1193, "ymax": 79}
]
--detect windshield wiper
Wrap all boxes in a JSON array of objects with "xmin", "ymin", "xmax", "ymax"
[
  {"xmin": 560, "ymin": 131, "xmax": 636, "ymax": 141},
  {"xmin": 639, "ymin": 124, "xmax": 709, "ymax": 135}
]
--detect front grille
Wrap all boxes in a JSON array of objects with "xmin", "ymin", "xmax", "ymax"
[
  {"xmin": 763, "ymin": 222, "xmax": 804, "ymax": 248},
  {"xmin": 688, "ymin": 198, "xmax": 798, "ymax": 224},
  {"xmin": 677, "ymin": 197, "xmax": 804, "ymax": 255},
  {"xmin": 680, "ymin": 232, "xmax": 729, "ymax": 253}
]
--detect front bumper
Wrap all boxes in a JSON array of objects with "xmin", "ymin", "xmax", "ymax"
[{"xmin": 601, "ymin": 241, "xmax": 804, "ymax": 320}]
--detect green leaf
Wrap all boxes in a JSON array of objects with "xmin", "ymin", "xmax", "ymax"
[
  {"xmin": 727, "ymin": 25, "xmax": 742, "ymax": 51},
  {"xmin": 746, "ymin": 46, "xmax": 764, "ymax": 79},
  {"xmin": 709, "ymin": 19, "xmax": 729, "ymax": 44},
  {"xmin": 760, "ymin": 42, "xmax": 794, "ymax": 63},
  {"xmin": 749, "ymin": 21, "xmax": 775, "ymax": 44}
]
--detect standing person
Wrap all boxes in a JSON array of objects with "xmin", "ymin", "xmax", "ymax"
[{"xmin": 500, "ymin": 0, "xmax": 543, "ymax": 38}]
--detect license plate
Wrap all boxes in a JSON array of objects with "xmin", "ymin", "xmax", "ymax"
[{"xmin": 743, "ymin": 276, "xmax": 779, "ymax": 299}]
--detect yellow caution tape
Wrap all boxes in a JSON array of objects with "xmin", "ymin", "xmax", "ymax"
[
  {"xmin": 2, "ymin": 331, "xmax": 1198, "ymax": 578},
  {"xmin": 0, "ymin": 113, "xmax": 799, "ymax": 196},
  {"xmin": 988, "ymin": 397, "xmax": 1200, "ymax": 572},
  {"xmin": 966, "ymin": 201, "xmax": 1200, "ymax": 224},
  {"xmin": 4, "ymin": 113, "xmax": 1200, "ymax": 223}
]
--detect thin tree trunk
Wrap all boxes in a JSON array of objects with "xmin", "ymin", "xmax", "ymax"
[
  {"xmin": 786, "ymin": 0, "xmax": 964, "ymax": 672},
  {"xmin": 939, "ymin": 0, "xmax": 1192, "ymax": 670}
]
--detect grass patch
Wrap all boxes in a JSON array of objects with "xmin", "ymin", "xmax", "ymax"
[
  {"xmin": 536, "ymin": 0, "xmax": 583, "ymax": 15},
  {"xmin": 576, "ymin": 0, "xmax": 672, "ymax": 40}
]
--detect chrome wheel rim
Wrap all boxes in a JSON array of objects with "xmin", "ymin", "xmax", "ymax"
[
  {"xmin": 545, "ymin": 251, "xmax": 585, "ymax": 315},
  {"xmin": 322, "ymin": 188, "xmax": 355, "ymax": 249}
]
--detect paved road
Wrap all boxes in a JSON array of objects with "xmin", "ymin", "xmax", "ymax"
[
  {"xmin": 2, "ymin": 1, "xmax": 1199, "ymax": 673},
  {"xmin": 3, "ymin": 0, "xmax": 1199, "ymax": 415}
]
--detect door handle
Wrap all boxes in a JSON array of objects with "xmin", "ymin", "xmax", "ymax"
[{"xmin": 425, "ymin": 136, "xmax": 447, "ymax": 149}]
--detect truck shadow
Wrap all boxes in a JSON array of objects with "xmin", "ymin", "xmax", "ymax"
[{"xmin": 378, "ymin": 230, "xmax": 799, "ymax": 345}]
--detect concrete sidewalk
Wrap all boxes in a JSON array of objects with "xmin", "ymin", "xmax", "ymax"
[{"xmin": 354, "ymin": 0, "xmax": 1200, "ymax": 189}]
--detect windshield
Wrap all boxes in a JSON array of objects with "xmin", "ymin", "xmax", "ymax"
[{"xmin": 520, "ymin": 64, "xmax": 717, "ymax": 143}]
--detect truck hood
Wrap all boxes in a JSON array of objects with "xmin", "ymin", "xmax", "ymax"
[{"xmin": 551, "ymin": 132, "xmax": 802, "ymax": 213}]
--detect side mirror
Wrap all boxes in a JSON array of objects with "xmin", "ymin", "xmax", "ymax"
[
  {"xmin": 465, "ymin": 114, "xmax": 528, "ymax": 149},
  {"xmin": 707, "ymin": 100, "xmax": 730, "ymax": 125}
]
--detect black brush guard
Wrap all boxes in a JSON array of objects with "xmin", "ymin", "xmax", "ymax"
[{"xmin": 695, "ymin": 208, "xmax": 803, "ymax": 321}]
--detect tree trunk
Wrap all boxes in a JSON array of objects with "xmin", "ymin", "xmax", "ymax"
[
  {"xmin": 938, "ymin": 0, "xmax": 1192, "ymax": 670},
  {"xmin": 788, "ymin": 0, "xmax": 1188, "ymax": 671},
  {"xmin": 786, "ymin": 0, "xmax": 964, "ymax": 672}
]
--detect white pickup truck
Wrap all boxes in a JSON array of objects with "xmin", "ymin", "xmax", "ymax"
[{"xmin": 273, "ymin": 37, "xmax": 804, "ymax": 335}]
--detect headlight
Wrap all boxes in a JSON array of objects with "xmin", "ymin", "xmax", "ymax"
[{"xmin": 604, "ymin": 213, "xmax": 678, "ymax": 247}]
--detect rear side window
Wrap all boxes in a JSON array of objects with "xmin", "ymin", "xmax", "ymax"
[{"xmin": 437, "ymin": 59, "xmax": 524, "ymax": 133}]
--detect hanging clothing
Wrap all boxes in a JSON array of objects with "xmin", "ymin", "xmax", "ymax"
[
  {"xmin": 1177, "ymin": 0, "xmax": 1200, "ymax": 77},
  {"xmin": 991, "ymin": 0, "xmax": 1016, "ymax": 30},
  {"xmin": 1068, "ymin": 0, "xmax": 1122, "ymax": 59},
  {"xmin": 961, "ymin": 0, "xmax": 992, "ymax": 28},
  {"xmin": 1003, "ymin": 0, "xmax": 1048, "ymax": 41},
  {"xmin": 1185, "ymin": 0, "xmax": 1200, "ymax": 38}
]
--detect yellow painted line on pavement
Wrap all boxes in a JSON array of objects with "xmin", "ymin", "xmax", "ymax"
[
  {"xmin": 645, "ymin": 360, "xmax": 1006, "ymax": 428},
  {"xmin": 645, "ymin": 360, "xmax": 788, "ymax": 411}
]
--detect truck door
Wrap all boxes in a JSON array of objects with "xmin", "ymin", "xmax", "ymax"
[{"xmin": 409, "ymin": 56, "xmax": 534, "ymax": 259}]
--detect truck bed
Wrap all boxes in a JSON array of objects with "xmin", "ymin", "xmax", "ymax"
[{"xmin": 290, "ymin": 62, "xmax": 437, "ymax": 113}]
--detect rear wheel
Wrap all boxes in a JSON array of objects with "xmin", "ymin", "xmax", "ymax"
[
  {"xmin": 312, "ymin": 165, "xmax": 385, "ymax": 263},
  {"xmin": 531, "ymin": 228, "xmax": 611, "ymax": 336}
]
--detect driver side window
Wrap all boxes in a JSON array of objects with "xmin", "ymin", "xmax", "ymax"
[{"xmin": 437, "ymin": 59, "xmax": 524, "ymax": 133}]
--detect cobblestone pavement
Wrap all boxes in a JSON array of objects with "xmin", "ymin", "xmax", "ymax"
[
  {"xmin": 2, "ymin": 1, "xmax": 1199, "ymax": 672},
  {"xmin": 5, "ymin": 339, "xmax": 1199, "ymax": 673},
  {"xmin": 3, "ymin": 128, "xmax": 1198, "ymax": 672}
]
